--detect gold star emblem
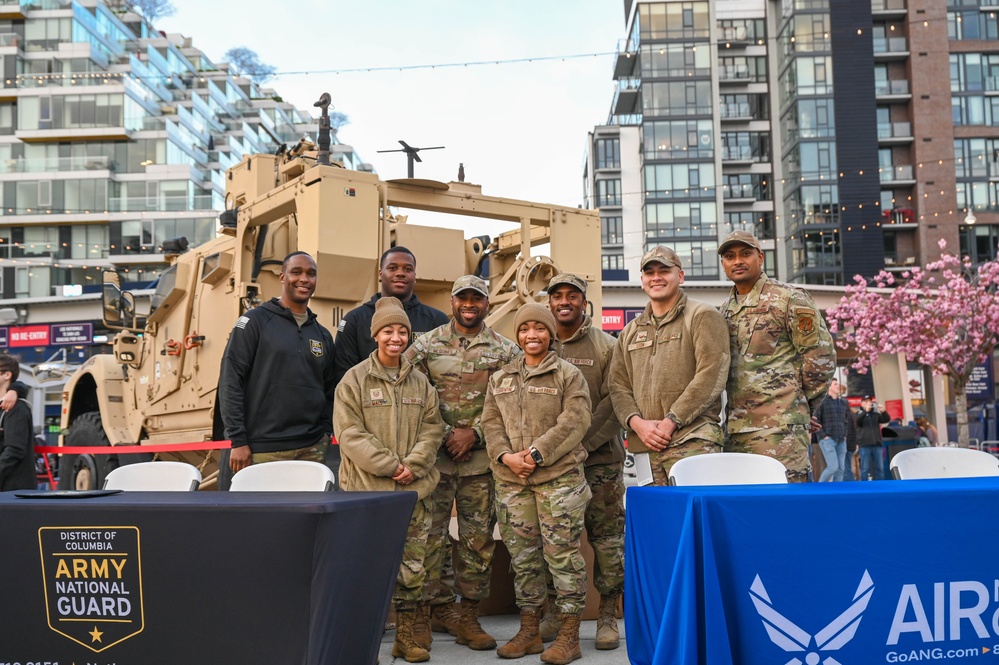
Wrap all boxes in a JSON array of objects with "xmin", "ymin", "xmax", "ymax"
[{"xmin": 89, "ymin": 626, "xmax": 103, "ymax": 643}]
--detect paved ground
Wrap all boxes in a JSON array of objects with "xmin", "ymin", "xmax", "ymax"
[{"xmin": 378, "ymin": 613, "xmax": 630, "ymax": 664}]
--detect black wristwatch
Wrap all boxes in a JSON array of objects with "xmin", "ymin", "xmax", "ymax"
[{"xmin": 529, "ymin": 447, "xmax": 544, "ymax": 465}]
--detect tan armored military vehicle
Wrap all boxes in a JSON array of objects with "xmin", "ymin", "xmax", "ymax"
[{"xmin": 58, "ymin": 108, "xmax": 601, "ymax": 490}]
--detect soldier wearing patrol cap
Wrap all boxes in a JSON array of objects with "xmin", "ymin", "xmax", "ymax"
[
  {"xmin": 542, "ymin": 272, "xmax": 625, "ymax": 650},
  {"xmin": 404, "ymin": 274, "xmax": 520, "ymax": 652},
  {"xmin": 609, "ymin": 246, "xmax": 730, "ymax": 485},
  {"xmin": 718, "ymin": 231, "xmax": 836, "ymax": 481}
]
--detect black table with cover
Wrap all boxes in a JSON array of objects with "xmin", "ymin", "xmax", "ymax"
[{"xmin": 0, "ymin": 490, "xmax": 416, "ymax": 664}]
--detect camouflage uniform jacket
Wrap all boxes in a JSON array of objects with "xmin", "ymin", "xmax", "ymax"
[
  {"xmin": 405, "ymin": 321, "xmax": 521, "ymax": 477},
  {"xmin": 333, "ymin": 351, "xmax": 443, "ymax": 500},
  {"xmin": 609, "ymin": 293, "xmax": 730, "ymax": 454},
  {"xmin": 482, "ymin": 351, "xmax": 591, "ymax": 486},
  {"xmin": 553, "ymin": 315, "xmax": 624, "ymax": 467},
  {"xmin": 721, "ymin": 274, "xmax": 836, "ymax": 433}
]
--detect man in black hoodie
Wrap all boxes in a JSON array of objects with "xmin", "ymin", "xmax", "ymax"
[
  {"xmin": 330, "ymin": 247, "xmax": 449, "ymax": 479},
  {"xmin": 219, "ymin": 251, "xmax": 336, "ymax": 475}
]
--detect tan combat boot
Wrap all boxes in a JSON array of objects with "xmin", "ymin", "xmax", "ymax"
[
  {"xmin": 392, "ymin": 608, "xmax": 431, "ymax": 663},
  {"xmin": 454, "ymin": 598, "xmax": 497, "ymax": 650},
  {"xmin": 538, "ymin": 595, "xmax": 562, "ymax": 642},
  {"xmin": 430, "ymin": 602, "xmax": 460, "ymax": 635},
  {"xmin": 540, "ymin": 613, "xmax": 582, "ymax": 665},
  {"xmin": 595, "ymin": 593, "xmax": 620, "ymax": 650},
  {"xmin": 497, "ymin": 607, "xmax": 544, "ymax": 659},
  {"xmin": 413, "ymin": 603, "xmax": 433, "ymax": 651}
]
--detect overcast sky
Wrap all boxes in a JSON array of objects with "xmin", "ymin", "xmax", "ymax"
[{"xmin": 157, "ymin": 1, "xmax": 625, "ymax": 217}]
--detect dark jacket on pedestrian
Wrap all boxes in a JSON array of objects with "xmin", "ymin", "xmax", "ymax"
[
  {"xmin": 0, "ymin": 399, "xmax": 34, "ymax": 491},
  {"xmin": 219, "ymin": 298, "xmax": 335, "ymax": 453},
  {"xmin": 855, "ymin": 408, "xmax": 890, "ymax": 447},
  {"xmin": 333, "ymin": 293, "xmax": 449, "ymax": 387},
  {"xmin": 814, "ymin": 396, "xmax": 851, "ymax": 442}
]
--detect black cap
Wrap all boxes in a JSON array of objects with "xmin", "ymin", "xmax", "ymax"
[{"xmin": 862, "ymin": 394, "xmax": 874, "ymax": 401}]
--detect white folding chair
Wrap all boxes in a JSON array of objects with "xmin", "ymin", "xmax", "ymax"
[
  {"xmin": 229, "ymin": 460, "xmax": 335, "ymax": 492},
  {"xmin": 103, "ymin": 461, "xmax": 202, "ymax": 491},
  {"xmin": 668, "ymin": 452, "xmax": 788, "ymax": 486},
  {"xmin": 890, "ymin": 447, "xmax": 999, "ymax": 480}
]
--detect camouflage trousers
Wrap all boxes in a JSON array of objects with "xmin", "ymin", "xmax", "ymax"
[
  {"xmin": 395, "ymin": 497, "xmax": 433, "ymax": 607},
  {"xmin": 495, "ymin": 465, "xmax": 591, "ymax": 615},
  {"xmin": 726, "ymin": 426, "xmax": 811, "ymax": 482},
  {"xmin": 647, "ymin": 439, "xmax": 724, "ymax": 486},
  {"xmin": 250, "ymin": 440, "xmax": 329, "ymax": 465},
  {"xmin": 584, "ymin": 463, "xmax": 626, "ymax": 595},
  {"xmin": 424, "ymin": 472, "xmax": 495, "ymax": 605}
]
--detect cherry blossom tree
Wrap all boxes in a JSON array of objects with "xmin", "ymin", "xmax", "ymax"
[{"xmin": 828, "ymin": 240, "xmax": 999, "ymax": 447}]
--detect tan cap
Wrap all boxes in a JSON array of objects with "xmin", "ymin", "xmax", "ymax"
[
  {"xmin": 514, "ymin": 302, "xmax": 557, "ymax": 341},
  {"xmin": 547, "ymin": 273, "xmax": 587, "ymax": 296},
  {"xmin": 640, "ymin": 246, "xmax": 682, "ymax": 270},
  {"xmin": 451, "ymin": 275, "xmax": 489, "ymax": 297},
  {"xmin": 370, "ymin": 296, "xmax": 411, "ymax": 337},
  {"xmin": 718, "ymin": 230, "xmax": 762, "ymax": 255}
]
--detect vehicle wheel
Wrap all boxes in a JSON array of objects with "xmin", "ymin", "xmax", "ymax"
[{"xmin": 58, "ymin": 412, "xmax": 118, "ymax": 490}]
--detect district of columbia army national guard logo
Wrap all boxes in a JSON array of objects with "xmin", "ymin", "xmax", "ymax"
[
  {"xmin": 310, "ymin": 339, "xmax": 324, "ymax": 357},
  {"xmin": 39, "ymin": 526, "xmax": 144, "ymax": 652},
  {"xmin": 750, "ymin": 570, "xmax": 874, "ymax": 665}
]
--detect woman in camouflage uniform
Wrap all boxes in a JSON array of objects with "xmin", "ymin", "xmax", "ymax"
[
  {"xmin": 481, "ymin": 303, "xmax": 592, "ymax": 664},
  {"xmin": 333, "ymin": 297, "xmax": 444, "ymax": 663}
]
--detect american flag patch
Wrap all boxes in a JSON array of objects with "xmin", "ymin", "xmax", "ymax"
[{"xmin": 234, "ymin": 316, "xmax": 250, "ymax": 330}]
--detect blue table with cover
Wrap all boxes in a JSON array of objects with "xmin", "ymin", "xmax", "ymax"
[{"xmin": 625, "ymin": 477, "xmax": 999, "ymax": 665}]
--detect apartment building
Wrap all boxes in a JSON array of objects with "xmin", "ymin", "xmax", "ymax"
[
  {"xmin": 0, "ymin": 0, "xmax": 362, "ymax": 364},
  {"xmin": 585, "ymin": 0, "xmax": 999, "ymax": 295}
]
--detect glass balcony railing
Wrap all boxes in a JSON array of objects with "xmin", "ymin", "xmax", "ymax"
[
  {"xmin": 879, "ymin": 164, "xmax": 914, "ymax": 182},
  {"xmin": 719, "ymin": 102, "xmax": 752, "ymax": 118},
  {"xmin": 875, "ymin": 79, "xmax": 910, "ymax": 96},
  {"xmin": 877, "ymin": 122, "xmax": 912, "ymax": 139},
  {"xmin": 0, "ymin": 155, "xmax": 112, "ymax": 173},
  {"xmin": 108, "ymin": 195, "xmax": 216, "ymax": 213},
  {"xmin": 873, "ymin": 37, "xmax": 909, "ymax": 55},
  {"xmin": 872, "ymin": 0, "xmax": 906, "ymax": 11}
]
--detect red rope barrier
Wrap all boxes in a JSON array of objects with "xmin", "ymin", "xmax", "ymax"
[{"xmin": 36, "ymin": 441, "xmax": 232, "ymax": 456}]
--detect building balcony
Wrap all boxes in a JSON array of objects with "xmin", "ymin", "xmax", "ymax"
[
  {"xmin": 877, "ymin": 122, "xmax": 913, "ymax": 143},
  {"xmin": 875, "ymin": 79, "xmax": 911, "ymax": 101},
  {"xmin": 872, "ymin": 0, "xmax": 907, "ymax": 17},
  {"xmin": 718, "ymin": 65, "xmax": 752, "ymax": 84},
  {"xmin": 611, "ymin": 77, "xmax": 641, "ymax": 116},
  {"xmin": 107, "ymin": 195, "xmax": 216, "ymax": 213},
  {"xmin": 15, "ymin": 127, "xmax": 132, "ymax": 143},
  {"xmin": 613, "ymin": 38, "xmax": 639, "ymax": 79},
  {"xmin": 986, "ymin": 76, "xmax": 999, "ymax": 95},
  {"xmin": 0, "ymin": 155, "xmax": 113, "ymax": 174},
  {"xmin": 879, "ymin": 164, "xmax": 915, "ymax": 185},
  {"xmin": 719, "ymin": 102, "xmax": 752, "ymax": 121},
  {"xmin": 0, "ymin": 2, "xmax": 24, "ymax": 19},
  {"xmin": 873, "ymin": 37, "xmax": 909, "ymax": 60},
  {"xmin": 722, "ymin": 147, "xmax": 769, "ymax": 164}
]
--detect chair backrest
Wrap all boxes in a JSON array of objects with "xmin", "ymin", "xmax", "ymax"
[
  {"xmin": 229, "ymin": 460, "xmax": 335, "ymax": 492},
  {"xmin": 103, "ymin": 461, "xmax": 202, "ymax": 491},
  {"xmin": 890, "ymin": 447, "xmax": 999, "ymax": 480},
  {"xmin": 668, "ymin": 452, "xmax": 788, "ymax": 486}
]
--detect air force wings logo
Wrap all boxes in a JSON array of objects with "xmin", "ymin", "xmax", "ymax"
[{"xmin": 750, "ymin": 570, "xmax": 874, "ymax": 665}]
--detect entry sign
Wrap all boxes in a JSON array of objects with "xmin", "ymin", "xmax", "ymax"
[
  {"xmin": 38, "ymin": 526, "xmax": 144, "ymax": 652},
  {"xmin": 52, "ymin": 322, "xmax": 93, "ymax": 345},
  {"xmin": 966, "ymin": 362, "xmax": 995, "ymax": 402}
]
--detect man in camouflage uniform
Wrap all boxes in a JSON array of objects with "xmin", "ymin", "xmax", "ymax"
[
  {"xmin": 544, "ymin": 273, "xmax": 624, "ymax": 650},
  {"xmin": 719, "ymin": 231, "xmax": 836, "ymax": 481},
  {"xmin": 404, "ymin": 275, "xmax": 520, "ymax": 651}
]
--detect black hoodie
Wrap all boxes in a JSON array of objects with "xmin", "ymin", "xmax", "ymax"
[
  {"xmin": 333, "ymin": 293, "xmax": 449, "ymax": 387},
  {"xmin": 219, "ymin": 298, "xmax": 335, "ymax": 453}
]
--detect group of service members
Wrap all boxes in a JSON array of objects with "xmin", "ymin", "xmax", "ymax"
[{"xmin": 216, "ymin": 228, "xmax": 837, "ymax": 664}]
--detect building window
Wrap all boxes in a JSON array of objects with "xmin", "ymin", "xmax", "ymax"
[
  {"xmin": 641, "ymin": 43, "xmax": 711, "ymax": 78},
  {"xmin": 960, "ymin": 224, "xmax": 999, "ymax": 264},
  {"xmin": 596, "ymin": 179, "xmax": 622, "ymax": 207},
  {"xmin": 645, "ymin": 202, "xmax": 717, "ymax": 239},
  {"xmin": 643, "ymin": 81, "xmax": 713, "ymax": 117},
  {"xmin": 643, "ymin": 119, "xmax": 714, "ymax": 159},
  {"xmin": 722, "ymin": 173, "xmax": 770, "ymax": 200},
  {"xmin": 638, "ymin": 2, "xmax": 710, "ymax": 40},
  {"xmin": 602, "ymin": 253, "xmax": 625, "ymax": 271},
  {"xmin": 595, "ymin": 138, "xmax": 620, "ymax": 169},
  {"xmin": 655, "ymin": 240, "xmax": 719, "ymax": 279},
  {"xmin": 720, "ymin": 93, "xmax": 768, "ymax": 120},
  {"xmin": 721, "ymin": 131, "xmax": 771, "ymax": 162},
  {"xmin": 724, "ymin": 211, "xmax": 775, "ymax": 240},
  {"xmin": 601, "ymin": 216, "xmax": 623, "ymax": 245},
  {"xmin": 644, "ymin": 162, "xmax": 715, "ymax": 199},
  {"xmin": 718, "ymin": 56, "xmax": 767, "ymax": 83}
]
